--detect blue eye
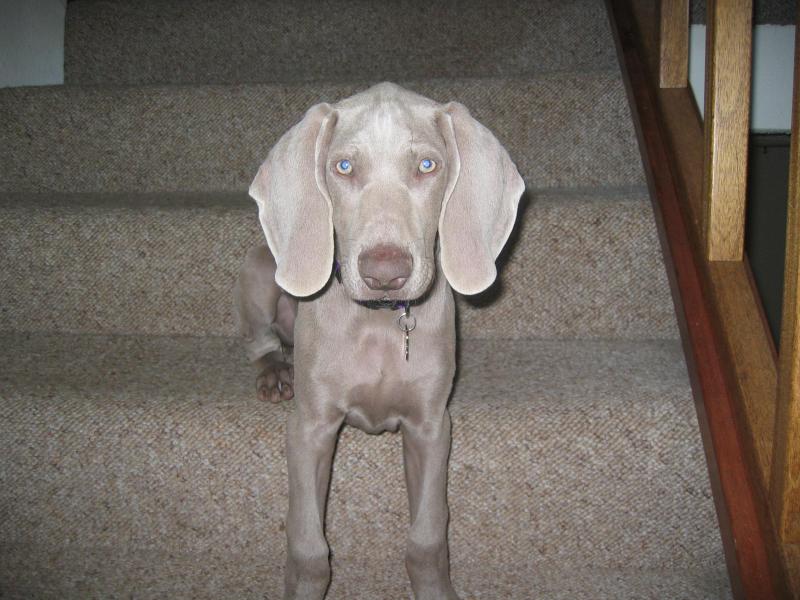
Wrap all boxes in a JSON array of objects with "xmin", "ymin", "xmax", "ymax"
[
  {"xmin": 419, "ymin": 158, "xmax": 436, "ymax": 174},
  {"xmin": 336, "ymin": 159, "xmax": 353, "ymax": 175}
]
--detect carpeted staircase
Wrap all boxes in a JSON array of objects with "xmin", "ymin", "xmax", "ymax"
[{"xmin": 0, "ymin": 1, "xmax": 732, "ymax": 598}]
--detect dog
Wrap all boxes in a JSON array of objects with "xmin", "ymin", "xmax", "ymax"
[{"xmin": 234, "ymin": 82, "xmax": 524, "ymax": 600}]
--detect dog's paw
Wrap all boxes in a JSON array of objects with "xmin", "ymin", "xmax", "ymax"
[{"xmin": 256, "ymin": 351, "xmax": 294, "ymax": 403}]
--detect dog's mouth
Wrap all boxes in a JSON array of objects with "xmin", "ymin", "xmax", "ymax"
[
  {"xmin": 335, "ymin": 248, "xmax": 436, "ymax": 305},
  {"xmin": 338, "ymin": 278, "xmax": 425, "ymax": 307},
  {"xmin": 349, "ymin": 269, "xmax": 437, "ymax": 307}
]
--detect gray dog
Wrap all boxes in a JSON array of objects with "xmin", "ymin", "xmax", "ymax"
[{"xmin": 234, "ymin": 82, "xmax": 523, "ymax": 600}]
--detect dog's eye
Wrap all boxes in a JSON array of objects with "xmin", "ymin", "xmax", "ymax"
[
  {"xmin": 335, "ymin": 159, "xmax": 353, "ymax": 175},
  {"xmin": 418, "ymin": 158, "xmax": 436, "ymax": 174}
]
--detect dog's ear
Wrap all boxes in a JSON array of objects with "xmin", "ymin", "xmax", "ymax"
[
  {"xmin": 436, "ymin": 102, "xmax": 525, "ymax": 295},
  {"xmin": 249, "ymin": 103, "xmax": 337, "ymax": 297}
]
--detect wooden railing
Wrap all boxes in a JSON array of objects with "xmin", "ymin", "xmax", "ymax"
[
  {"xmin": 607, "ymin": 0, "xmax": 798, "ymax": 597},
  {"xmin": 772, "ymin": 16, "xmax": 800, "ymax": 551}
]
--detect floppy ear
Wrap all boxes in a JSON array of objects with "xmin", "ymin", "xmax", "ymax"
[
  {"xmin": 437, "ymin": 102, "xmax": 525, "ymax": 295},
  {"xmin": 249, "ymin": 103, "xmax": 337, "ymax": 297}
]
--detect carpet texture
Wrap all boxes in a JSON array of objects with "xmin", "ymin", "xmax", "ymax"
[
  {"xmin": 63, "ymin": 0, "xmax": 620, "ymax": 86},
  {"xmin": 0, "ymin": 332, "xmax": 729, "ymax": 599},
  {"xmin": 0, "ymin": 189, "xmax": 677, "ymax": 340},
  {"xmin": 0, "ymin": 73, "xmax": 645, "ymax": 194}
]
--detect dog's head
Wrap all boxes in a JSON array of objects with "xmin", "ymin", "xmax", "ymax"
[{"xmin": 249, "ymin": 82, "xmax": 524, "ymax": 301}]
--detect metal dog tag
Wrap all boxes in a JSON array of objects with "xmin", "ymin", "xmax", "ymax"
[{"xmin": 397, "ymin": 309, "xmax": 416, "ymax": 362}]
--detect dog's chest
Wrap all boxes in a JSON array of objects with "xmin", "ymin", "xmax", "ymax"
[
  {"xmin": 339, "ymin": 325, "xmax": 428, "ymax": 433},
  {"xmin": 299, "ymin": 308, "xmax": 453, "ymax": 434},
  {"xmin": 296, "ymin": 281, "xmax": 456, "ymax": 434}
]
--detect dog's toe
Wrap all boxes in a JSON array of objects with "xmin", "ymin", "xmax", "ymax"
[{"xmin": 256, "ymin": 361, "xmax": 295, "ymax": 403}]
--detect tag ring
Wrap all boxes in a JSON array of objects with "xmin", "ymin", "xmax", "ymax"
[{"xmin": 398, "ymin": 313, "xmax": 417, "ymax": 332}]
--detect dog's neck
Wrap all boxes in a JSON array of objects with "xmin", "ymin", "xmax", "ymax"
[{"xmin": 330, "ymin": 259, "xmax": 419, "ymax": 360}]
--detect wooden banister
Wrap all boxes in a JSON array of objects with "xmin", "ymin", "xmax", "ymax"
[
  {"xmin": 702, "ymin": 0, "xmax": 753, "ymax": 261},
  {"xmin": 616, "ymin": 0, "xmax": 797, "ymax": 596},
  {"xmin": 659, "ymin": 0, "xmax": 689, "ymax": 87},
  {"xmin": 770, "ymin": 19, "xmax": 800, "ymax": 546}
]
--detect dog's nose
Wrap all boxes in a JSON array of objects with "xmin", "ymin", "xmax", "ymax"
[{"xmin": 358, "ymin": 245, "xmax": 413, "ymax": 291}]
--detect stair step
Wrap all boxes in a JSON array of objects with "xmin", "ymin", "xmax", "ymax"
[
  {"xmin": 0, "ymin": 189, "xmax": 677, "ymax": 340},
  {"xmin": 1, "ymin": 549, "xmax": 731, "ymax": 600},
  {"xmin": 64, "ymin": 0, "xmax": 619, "ymax": 86},
  {"xmin": 0, "ymin": 73, "xmax": 645, "ymax": 194},
  {"xmin": 0, "ymin": 332, "xmax": 729, "ymax": 599}
]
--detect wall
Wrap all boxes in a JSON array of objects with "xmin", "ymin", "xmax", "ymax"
[
  {"xmin": 689, "ymin": 24, "xmax": 795, "ymax": 132},
  {"xmin": 0, "ymin": 0, "xmax": 66, "ymax": 88}
]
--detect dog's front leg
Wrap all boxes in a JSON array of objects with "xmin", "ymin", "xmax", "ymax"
[
  {"xmin": 402, "ymin": 410, "xmax": 461, "ymax": 600},
  {"xmin": 284, "ymin": 407, "xmax": 342, "ymax": 600}
]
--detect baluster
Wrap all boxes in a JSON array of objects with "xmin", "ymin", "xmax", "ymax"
[
  {"xmin": 659, "ymin": 0, "xmax": 689, "ymax": 88},
  {"xmin": 702, "ymin": 0, "xmax": 753, "ymax": 261}
]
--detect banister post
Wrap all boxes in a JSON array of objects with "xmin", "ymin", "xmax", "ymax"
[
  {"xmin": 659, "ymin": 0, "xmax": 689, "ymax": 88},
  {"xmin": 770, "ymin": 11, "xmax": 800, "ymax": 544},
  {"xmin": 702, "ymin": 0, "xmax": 753, "ymax": 261}
]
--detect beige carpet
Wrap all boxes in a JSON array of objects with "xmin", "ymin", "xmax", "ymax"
[
  {"xmin": 0, "ymin": 74, "xmax": 645, "ymax": 194},
  {"xmin": 0, "ymin": 188, "xmax": 677, "ymax": 340},
  {"xmin": 1, "ymin": 333, "xmax": 729, "ymax": 599},
  {"xmin": 64, "ymin": 0, "xmax": 620, "ymax": 86}
]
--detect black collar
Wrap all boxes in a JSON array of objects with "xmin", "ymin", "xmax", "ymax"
[{"xmin": 357, "ymin": 298, "xmax": 411, "ymax": 311}]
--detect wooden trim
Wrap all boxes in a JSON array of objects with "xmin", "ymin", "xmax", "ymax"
[
  {"xmin": 702, "ymin": 0, "xmax": 753, "ymax": 261},
  {"xmin": 631, "ymin": 0, "xmax": 777, "ymax": 523},
  {"xmin": 649, "ymin": 85, "xmax": 778, "ymax": 497},
  {"xmin": 659, "ymin": 0, "xmax": 689, "ymax": 88},
  {"xmin": 707, "ymin": 259, "xmax": 779, "ymax": 492},
  {"xmin": 606, "ymin": 1, "xmax": 789, "ymax": 597},
  {"xmin": 771, "ymin": 19, "xmax": 800, "ymax": 545}
]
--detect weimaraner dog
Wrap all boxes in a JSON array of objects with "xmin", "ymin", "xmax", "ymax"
[{"xmin": 234, "ymin": 82, "xmax": 523, "ymax": 600}]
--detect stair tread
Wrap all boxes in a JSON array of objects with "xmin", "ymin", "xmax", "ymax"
[
  {"xmin": 0, "ymin": 72, "xmax": 645, "ymax": 193},
  {"xmin": 2, "ymin": 545, "xmax": 731, "ymax": 600},
  {"xmin": 0, "ymin": 190, "xmax": 249, "ymax": 210},
  {"xmin": 64, "ymin": 0, "xmax": 619, "ymax": 86},
  {"xmin": 0, "ymin": 188, "xmax": 677, "ymax": 340},
  {"xmin": 0, "ymin": 185, "xmax": 654, "ymax": 209},
  {"xmin": 1, "ymin": 331, "xmax": 690, "ymax": 409},
  {"xmin": 0, "ymin": 331, "xmax": 728, "ymax": 598}
]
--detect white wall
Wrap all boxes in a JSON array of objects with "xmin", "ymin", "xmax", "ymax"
[
  {"xmin": 689, "ymin": 24, "xmax": 795, "ymax": 133},
  {"xmin": 0, "ymin": 0, "xmax": 66, "ymax": 88}
]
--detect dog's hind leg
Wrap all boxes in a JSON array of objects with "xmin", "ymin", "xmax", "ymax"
[{"xmin": 234, "ymin": 244, "xmax": 298, "ymax": 402}]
